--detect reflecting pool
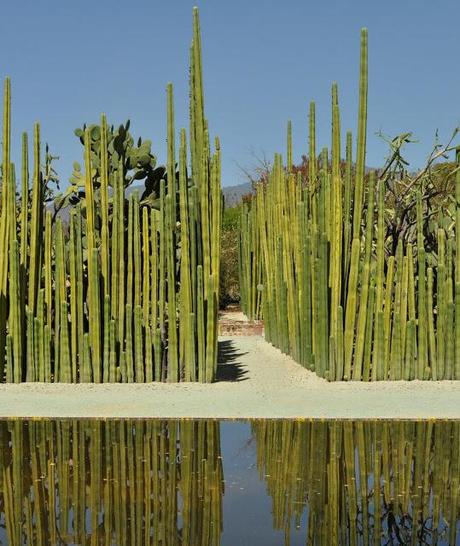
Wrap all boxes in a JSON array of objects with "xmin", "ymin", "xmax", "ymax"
[{"xmin": 0, "ymin": 419, "xmax": 457, "ymax": 545}]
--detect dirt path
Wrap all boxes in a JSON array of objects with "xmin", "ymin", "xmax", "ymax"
[{"xmin": 0, "ymin": 335, "xmax": 458, "ymax": 419}]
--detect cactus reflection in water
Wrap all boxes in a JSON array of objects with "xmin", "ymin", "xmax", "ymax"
[
  {"xmin": 0, "ymin": 420, "xmax": 223, "ymax": 545},
  {"xmin": 0, "ymin": 7, "xmax": 220, "ymax": 384},
  {"xmin": 240, "ymin": 28, "xmax": 460, "ymax": 380},
  {"xmin": 0, "ymin": 419, "xmax": 457, "ymax": 544},
  {"xmin": 253, "ymin": 420, "xmax": 460, "ymax": 545}
]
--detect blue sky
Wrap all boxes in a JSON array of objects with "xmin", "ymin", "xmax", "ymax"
[{"xmin": 1, "ymin": 0, "xmax": 459, "ymax": 188}]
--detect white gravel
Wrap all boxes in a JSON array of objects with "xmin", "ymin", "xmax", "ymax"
[{"xmin": 0, "ymin": 336, "xmax": 458, "ymax": 419}]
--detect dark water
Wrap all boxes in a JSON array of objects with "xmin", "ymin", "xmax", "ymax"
[{"xmin": 0, "ymin": 419, "xmax": 458, "ymax": 545}]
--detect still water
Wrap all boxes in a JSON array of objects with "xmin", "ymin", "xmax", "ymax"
[{"xmin": 0, "ymin": 419, "xmax": 458, "ymax": 545}]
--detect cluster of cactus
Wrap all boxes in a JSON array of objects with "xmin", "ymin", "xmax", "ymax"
[
  {"xmin": 239, "ymin": 202, "xmax": 263, "ymax": 320},
  {"xmin": 0, "ymin": 419, "xmax": 223, "ymax": 545},
  {"xmin": 253, "ymin": 419, "xmax": 460, "ymax": 545},
  {"xmin": 0, "ymin": 8, "xmax": 221, "ymax": 383},
  {"xmin": 240, "ymin": 28, "xmax": 460, "ymax": 380}
]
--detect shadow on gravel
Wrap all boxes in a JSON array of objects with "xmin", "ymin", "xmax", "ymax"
[{"xmin": 215, "ymin": 340, "xmax": 249, "ymax": 382}]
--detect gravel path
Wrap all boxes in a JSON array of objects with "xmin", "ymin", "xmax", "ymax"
[{"xmin": 0, "ymin": 336, "xmax": 458, "ymax": 419}]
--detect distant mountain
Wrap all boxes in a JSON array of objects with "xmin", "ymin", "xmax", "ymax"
[{"xmin": 222, "ymin": 182, "xmax": 253, "ymax": 207}]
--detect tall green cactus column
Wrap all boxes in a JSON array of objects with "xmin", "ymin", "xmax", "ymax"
[
  {"xmin": 188, "ymin": 7, "xmax": 221, "ymax": 382},
  {"xmin": 166, "ymin": 84, "xmax": 179, "ymax": 382},
  {"xmin": 455, "ymin": 146, "xmax": 460, "ymax": 380},
  {"xmin": 84, "ymin": 129, "xmax": 101, "ymax": 382},
  {"xmin": 0, "ymin": 79, "xmax": 11, "ymax": 379}
]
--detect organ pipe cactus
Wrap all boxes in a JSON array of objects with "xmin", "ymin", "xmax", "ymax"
[
  {"xmin": 0, "ymin": 7, "xmax": 220, "ymax": 383},
  {"xmin": 240, "ymin": 27, "xmax": 460, "ymax": 380}
]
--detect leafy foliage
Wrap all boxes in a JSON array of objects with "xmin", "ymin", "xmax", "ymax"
[{"xmin": 220, "ymin": 205, "xmax": 241, "ymax": 308}]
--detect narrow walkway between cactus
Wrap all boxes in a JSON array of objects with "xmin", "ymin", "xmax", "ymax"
[{"xmin": 0, "ymin": 335, "xmax": 459, "ymax": 419}]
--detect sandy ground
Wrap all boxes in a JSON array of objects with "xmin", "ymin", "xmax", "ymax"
[{"xmin": 0, "ymin": 335, "xmax": 459, "ymax": 419}]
